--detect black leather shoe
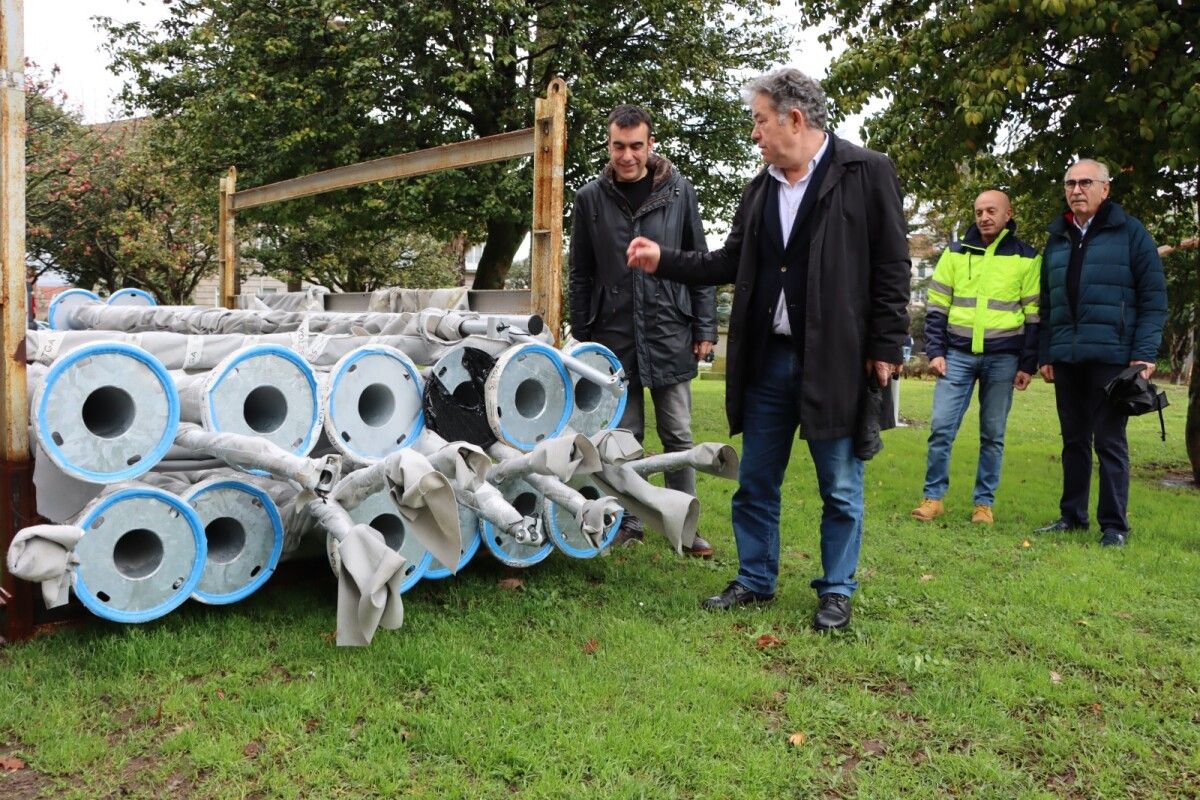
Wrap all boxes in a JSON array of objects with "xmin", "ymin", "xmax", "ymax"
[
  {"xmin": 1034, "ymin": 518, "xmax": 1088, "ymax": 534},
  {"xmin": 812, "ymin": 593, "xmax": 852, "ymax": 632},
  {"xmin": 701, "ymin": 581, "xmax": 773, "ymax": 610},
  {"xmin": 1099, "ymin": 530, "xmax": 1127, "ymax": 547}
]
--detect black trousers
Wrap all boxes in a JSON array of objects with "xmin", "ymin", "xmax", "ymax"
[{"xmin": 1052, "ymin": 362, "xmax": 1130, "ymax": 533}]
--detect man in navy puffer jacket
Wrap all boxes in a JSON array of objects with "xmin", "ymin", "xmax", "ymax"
[{"xmin": 1035, "ymin": 159, "xmax": 1167, "ymax": 547}]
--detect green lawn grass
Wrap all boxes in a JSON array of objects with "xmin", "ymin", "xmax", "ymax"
[{"xmin": 2, "ymin": 379, "xmax": 1198, "ymax": 799}]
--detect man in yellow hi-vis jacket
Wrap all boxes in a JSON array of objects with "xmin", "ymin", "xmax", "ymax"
[{"xmin": 912, "ymin": 190, "xmax": 1041, "ymax": 525}]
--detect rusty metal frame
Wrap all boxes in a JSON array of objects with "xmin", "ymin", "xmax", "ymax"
[
  {"xmin": 0, "ymin": 0, "xmax": 34, "ymax": 645},
  {"xmin": 218, "ymin": 79, "xmax": 568, "ymax": 339}
]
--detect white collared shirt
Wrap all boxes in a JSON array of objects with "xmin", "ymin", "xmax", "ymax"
[
  {"xmin": 767, "ymin": 132, "xmax": 829, "ymax": 336},
  {"xmin": 1073, "ymin": 214, "xmax": 1093, "ymax": 238}
]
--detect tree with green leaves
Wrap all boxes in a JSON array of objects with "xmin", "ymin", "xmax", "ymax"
[
  {"xmin": 25, "ymin": 71, "xmax": 219, "ymax": 304},
  {"xmin": 102, "ymin": 0, "xmax": 785, "ymax": 290},
  {"xmin": 798, "ymin": 0, "xmax": 1199, "ymax": 482}
]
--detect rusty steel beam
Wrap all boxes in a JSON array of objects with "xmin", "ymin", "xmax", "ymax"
[
  {"xmin": 1, "ymin": 0, "xmax": 34, "ymax": 644},
  {"xmin": 231, "ymin": 129, "xmax": 536, "ymax": 211},
  {"xmin": 529, "ymin": 78, "xmax": 567, "ymax": 344}
]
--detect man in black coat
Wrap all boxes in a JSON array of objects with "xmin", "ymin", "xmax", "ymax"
[
  {"xmin": 627, "ymin": 69, "xmax": 910, "ymax": 631},
  {"xmin": 570, "ymin": 105, "xmax": 718, "ymax": 557}
]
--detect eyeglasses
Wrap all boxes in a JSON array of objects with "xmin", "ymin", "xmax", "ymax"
[{"xmin": 1063, "ymin": 178, "xmax": 1107, "ymax": 190}]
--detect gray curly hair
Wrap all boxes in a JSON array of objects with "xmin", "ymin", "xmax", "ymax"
[{"xmin": 744, "ymin": 68, "xmax": 828, "ymax": 130}]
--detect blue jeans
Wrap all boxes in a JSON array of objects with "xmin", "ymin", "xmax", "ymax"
[
  {"xmin": 922, "ymin": 349, "xmax": 1019, "ymax": 506},
  {"xmin": 731, "ymin": 336, "xmax": 865, "ymax": 598}
]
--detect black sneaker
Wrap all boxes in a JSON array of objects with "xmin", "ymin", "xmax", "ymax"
[{"xmin": 1099, "ymin": 530, "xmax": 1127, "ymax": 547}]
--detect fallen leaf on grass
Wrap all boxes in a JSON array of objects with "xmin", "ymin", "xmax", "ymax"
[
  {"xmin": 1090, "ymin": 703, "xmax": 1103, "ymax": 716},
  {"xmin": 1022, "ymin": 539, "xmax": 1033, "ymax": 548},
  {"xmin": 215, "ymin": 688, "xmax": 226, "ymax": 700},
  {"xmin": 755, "ymin": 634, "xmax": 784, "ymax": 650},
  {"xmin": 919, "ymin": 574, "xmax": 933, "ymax": 582},
  {"xmin": 242, "ymin": 741, "xmax": 261, "ymax": 758},
  {"xmin": 498, "ymin": 577, "xmax": 524, "ymax": 591},
  {"xmin": 863, "ymin": 567, "xmax": 877, "ymax": 580},
  {"xmin": 1050, "ymin": 671, "xmax": 1062, "ymax": 684},
  {"xmin": 305, "ymin": 719, "xmax": 319, "ymax": 734},
  {"xmin": 1075, "ymin": 619, "xmax": 1090, "ymax": 627},
  {"xmin": 582, "ymin": 639, "xmax": 599, "ymax": 655},
  {"xmin": 319, "ymin": 631, "xmax": 336, "ymax": 643},
  {"xmin": 0, "ymin": 756, "xmax": 26, "ymax": 772},
  {"xmin": 787, "ymin": 732, "xmax": 807, "ymax": 747}
]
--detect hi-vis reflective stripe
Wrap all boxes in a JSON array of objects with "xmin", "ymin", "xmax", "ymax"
[
  {"xmin": 987, "ymin": 299, "xmax": 1023, "ymax": 312},
  {"xmin": 928, "ymin": 279, "xmax": 953, "ymax": 295},
  {"xmin": 1020, "ymin": 294, "xmax": 1039, "ymax": 306},
  {"xmin": 948, "ymin": 323, "xmax": 1025, "ymax": 340},
  {"xmin": 951, "ymin": 296, "xmax": 975, "ymax": 308}
]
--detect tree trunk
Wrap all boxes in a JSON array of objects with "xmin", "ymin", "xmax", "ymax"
[{"xmin": 471, "ymin": 218, "xmax": 526, "ymax": 290}]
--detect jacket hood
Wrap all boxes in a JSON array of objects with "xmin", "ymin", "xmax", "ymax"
[{"xmin": 599, "ymin": 153, "xmax": 675, "ymax": 192}]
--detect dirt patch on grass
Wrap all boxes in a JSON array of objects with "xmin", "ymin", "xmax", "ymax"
[{"xmin": 0, "ymin": 747, "xmax": 53, "ymax": 800}]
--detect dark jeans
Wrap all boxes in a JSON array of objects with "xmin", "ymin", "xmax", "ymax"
[
  {"xmin": 1052, "ymin": 362, "xmax": 1130, "ymax": 533},
  {"xmin": 732, "ymin": 336, "xmax": 864, "ymax": 597}
]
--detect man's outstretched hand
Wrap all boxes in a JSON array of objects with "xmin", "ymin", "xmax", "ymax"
[{"xmin": 626, "ymin": 236, "xmax": 661, "ymax": 273}]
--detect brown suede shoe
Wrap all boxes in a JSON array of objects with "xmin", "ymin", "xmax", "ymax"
[
  {"xmin": 682, "ymin": 535, "xmax": 714, "ymax": 559},
  {"xmin": 971, "ymin": 505, "xmax": 994, "ymax": 524},
  {"xmin": 911, "ymin": 498, "xmax": 944, "ymax": 521}
]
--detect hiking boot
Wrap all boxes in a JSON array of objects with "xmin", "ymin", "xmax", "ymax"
[
  {"xmin": 682, "ymin": 534, "xmax": 714, "ymax": 558},
  {"xmin": 971, "ymin": 505, "xmax": 994, "ymax": 525},
  {"xmin": 910, "ymin": 498, "xmax": 944, "ymax": 522}
]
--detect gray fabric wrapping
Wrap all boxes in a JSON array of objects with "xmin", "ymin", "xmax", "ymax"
[
  {"xmin": 590, "ymin": 464, "xmax": 699, "ymax": 555},
  {"xmin": 5, "ymin": 525, "xmax": 85, "ymax": 608},
  {"xmin": 32, "ymin": 443, "xmax": 104, "ymax": 522},
  {"xmin": 459, "ymin": 483, "xmax": 527, "ymax": 541},
  {"xmin": 332, "ymin": 524, "xmax": 406, "ymax": 646},
  {"xmin": 55, "ymin": 303, "xmax": 551, "ymax": 343},
  {"xmin": 588, "ymin": 429, "xmax": 645, "ymax": 465},
  {"xmin": 413, "ymin": 430, "xmax": 491, "ymax": 492},
  {"xmin": 628, "ymin": 443, "xmax": 740, "ymax": 481},
  {"xmin": 29, "ymin": 321, "xmax": 548, "ymax": 370},
  {"xmin": 173, "ymin": 424, "xmax": 338, "ymax": 493},
  {"xmin": 303, "ymin": 497, "xmax": 406, "ymax": 646},
  {"xmin": 327, "ymin": 449, "xmax": 460, "ymax": 572},
  {"xmin": 237, "ymin": 287, "xmax": 329, "ymax": 312},
  {"xmin": 368, "ymin": 287, "xmax": 469, "ymax": 312},
  {"xmin": 486, "ymin": 435, "xmax": 601, "ymax": 484},
  {"xmin": 521, "ymin": 471, "xmax": 619, "ymax": 548}
]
